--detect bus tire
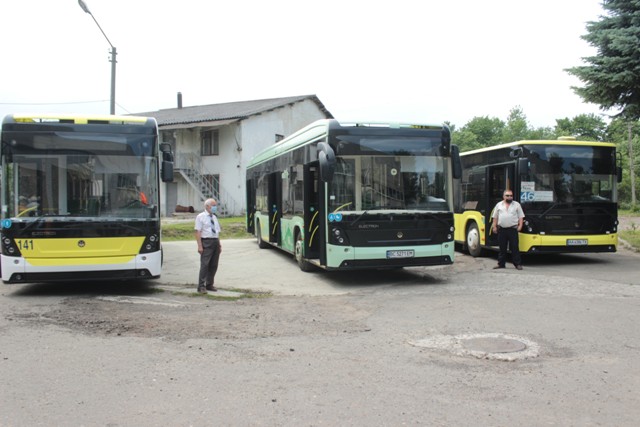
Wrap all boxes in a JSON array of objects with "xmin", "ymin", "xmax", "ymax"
[
  {"xmin": 295, "ymin": 231, "xmax": 314, "ymax": 272},
  {"xmin": 256, "ymin": 221, "xmax": 269, "ymax": 249},
  {"xmin": 466, "ymin": 222, "xmax": 483, "ymax": 257}
]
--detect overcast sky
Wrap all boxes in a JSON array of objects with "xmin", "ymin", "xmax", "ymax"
[{"xmin": 1, "ymin": 0, "xmax": 607, "ymax": 129}]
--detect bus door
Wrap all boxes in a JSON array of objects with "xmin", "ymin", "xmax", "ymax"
[
  {"xmin": 268, "ymin": 172, "xmax": 282, "ymax": 245},
  {"xmin": 303, "ymin": 163, "xmax": 322, "ymax": 263},
  {"xmin": 246, "ymin": 178, "xmax": 255, "ymax": 234},
  {"xmin": 486, "ymin": 163, "xmax": 515, "ymax": 246}
]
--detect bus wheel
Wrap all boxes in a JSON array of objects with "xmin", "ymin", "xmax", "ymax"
[
  {"xmin": 466, "ymin": 223, "xmax": 483, "ymax": 257},
  {"xmin": 295, "ymin": 232, "xmax": 314, "ymax": 272},
  {"xmin": 256, "ymin": 221, "xmax": 269, "ymax": 249}
]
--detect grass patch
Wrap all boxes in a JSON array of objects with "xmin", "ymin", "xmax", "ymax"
[
  {"xmin": 619, "ymin": 209, "xmax": 637, "ymax": 217},
  {"xmin": 619, "ymin": 230, "xmax": 640, "ymax": 252},
  {"xmin": 162, "ymin": 216, "xmax": 253, "ymax": 241}
]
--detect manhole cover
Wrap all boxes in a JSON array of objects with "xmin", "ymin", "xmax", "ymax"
[
  {"xmin": 461, "ymin": 337, "xmax": 526, "ymax": 353},
  {"xmin": 408, "ymin": 333, "xmax": 540, "ymax": 361}
]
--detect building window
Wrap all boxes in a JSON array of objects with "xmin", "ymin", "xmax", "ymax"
[
  {"xmin": 275, "ymin": 134, "xmax": 284, "ymax": 143},
  {"xmin": 201, "ymin": 130, "xmax": 219, "ymax": 156}
]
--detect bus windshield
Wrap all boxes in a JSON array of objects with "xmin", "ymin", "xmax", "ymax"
[
  {"xmin": 329, "ymin": 155, "xmax": 450, "ymax": 212},
  {"xmin": 523, "ymin": 145, "xmax": 617, "ymax": 204},
  {"xmin": 2, "ymin": 131, "xmax": 159, "ymax": 220}
]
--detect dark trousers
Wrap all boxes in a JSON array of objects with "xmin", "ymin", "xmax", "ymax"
[
  {"xmin": 198, "ymin": 238, "xmax": 221, "ymax": 288},
  {"xmin": 497, "ymin": 227, "xmax": 522, "ymax": 267}
]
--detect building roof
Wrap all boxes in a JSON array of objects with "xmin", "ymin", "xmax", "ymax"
[{"xmin": 134, "ymin": 94, "xmax": 333, "ymax": 128}]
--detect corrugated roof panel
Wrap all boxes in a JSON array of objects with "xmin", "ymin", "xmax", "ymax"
[{"xmin": 134, "ymin": 95, "xmax": 332, "ymax": 126}]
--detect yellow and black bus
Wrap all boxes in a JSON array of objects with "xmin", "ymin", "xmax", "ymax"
[
  {"xmin": 454, "ymin": 138, "xmax": 621, "ymax": 256},
  {"xmin": 0, "ymin": 114, "xmax": 174, "ymax": 283},
  {"xmin": 246, "ymin": 119, "xmax": 462, "ymax": 271}
]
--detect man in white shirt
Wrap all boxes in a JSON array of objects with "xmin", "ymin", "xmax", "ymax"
[
  {"xmin": 194, "ymin": 198, "xmax": 222, "ymax": 293},
  {"xmin": 491, "ymin": 189, "xmax": 525, "ymax": 270}
]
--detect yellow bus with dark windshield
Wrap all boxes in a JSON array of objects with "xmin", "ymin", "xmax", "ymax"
[
  {"xmin": 454, "ymin": 138, "xmax": 621, "ymax": 256},
  {"xmin": 1, "ymin": 114, "xmax": 174, "ymax": 283}
]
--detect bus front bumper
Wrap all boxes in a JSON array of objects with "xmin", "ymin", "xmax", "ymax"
[
  {"xmin": 519, "ymin": 233, "xmax": 618, "ymax": 253},
  {"xmin": 326, "ymin": 243, "xmax": 455, "ymax": 269},
  {"xmin": 1, "ymin": 251, "xmax": 162, "ymax": 284}
]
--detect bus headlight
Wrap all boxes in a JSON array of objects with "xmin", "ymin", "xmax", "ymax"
[
  {"xmin": 330, "ymin": 227, "xmax": 350, "ymax": 246},
  {"xmin": 523, "ymin": 219, "xmax": 535, "ymax": 234},
  {"xmin": 140, "ymin": 234, "xmax": 160, "ymax": 253},
  {"xmin": 2, "ymin": 237, "xmax": 21, "ymax": 257}
]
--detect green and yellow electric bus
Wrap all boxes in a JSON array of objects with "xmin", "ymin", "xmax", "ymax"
[
  {"xmin": 454, "ymin": 138, "xmax": 621, "ymax": 256},
  {"xmin": 0, "ymin": 114, "xmax": 174, "ymax": 283},
  {"xmin": 246, "ymin": 119, "xmax": 462, "ymax": 271}
]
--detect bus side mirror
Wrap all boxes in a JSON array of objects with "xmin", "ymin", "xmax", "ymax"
[
  {"xmin": 162, "ymin": 161, "xmax": 174, "ymax": 182},
  {"xmin": 617, "ymin": 166, "xmax": 623, "ymax": 183},
  {"xmin": 317, "ymin": 142, "xmax": 336, "ymax": 182},
  {"xmin": 160, "ymin": 142, "xmax": 174, "ymax": 182},
  {"xmin": 451, "ymin": 145, "xmax": 462, "ymax": 179}
]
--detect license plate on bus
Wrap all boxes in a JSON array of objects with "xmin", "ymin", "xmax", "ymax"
[
  {"xmin": 567, "ymin": 239, "xmax": 588, "ymax": 246},
  {"xmin": 387, "ymin": 250, "xmax": 415, "ymax": 259}
]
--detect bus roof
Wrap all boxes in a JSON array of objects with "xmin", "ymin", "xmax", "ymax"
[
  {"xmin": 2, "ymin": 113, "xmax": 152, "ymax": 126},
  {"xmin": 461, "ymin": 138, "xmax": 616, "ymax": 156},
  {"xmin": 247, "ymin": 119, "xmax": 448, "ymax": 168}
]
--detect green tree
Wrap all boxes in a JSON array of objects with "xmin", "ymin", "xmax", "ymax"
[
  {"xmin": 503, "ymin": 106, "xmax": 529, "ymax": 142},
  {"xmin": 525, "ymin": 126, "xmax": 556, "ymax": 140},
  {"xmin": 607, "ymin": 118, "xmax": 640, "ymax": 208},
  {"xmin": 452, "ymin": 107, "xmax": 556, "ymax": 150},
  {"xmin": 452, "ymin": 116, "xmax": 505, "ymax": 151},
  {"xmin": 451, "ymin": 128, "xmax": 480, "ymax": 151},
  {"xmin": 555, "ymin": 113, "xmax": 609, "ymax": 141},
  {"xmin": 566, "ymin": 1, "xmax": 640, "ymax": 118},
  {"xmin": 566, "ymin": 0, "xmax": 640, "ymax": 206}
]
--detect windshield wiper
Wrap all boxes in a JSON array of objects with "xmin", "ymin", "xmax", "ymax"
[
  {"xmin": 18, "ymin": 215, "xmax": 48, "ymax": 234},
  {"xmin": 350, "ymin": 210, "xmax": 370, "ymax": 227},
  {"xmin": 416, "ymin": 212, "xmax": 451, "ymax": 228},
  {"xmin": 540, "ymin": 202, "xmax": 562, "ymax": 217}
]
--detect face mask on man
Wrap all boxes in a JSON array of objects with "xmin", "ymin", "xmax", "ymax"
[{"xmin": 210, "ymin": 205, "xmax": 218, "ymax": 214}]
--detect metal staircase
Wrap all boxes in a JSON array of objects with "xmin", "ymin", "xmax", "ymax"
[{"xmin": 176, "ymin": 153, "xmax": 239, "ymax": 216}]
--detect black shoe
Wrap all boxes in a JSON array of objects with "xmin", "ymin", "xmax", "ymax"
[
  {"xmin": 493, "ymin": 264, "xmax": 505, "ymax": 269},
  {"xmin": 197, "ymin": 287, "xmax": 207, "ymax": 294},
  {"xmin": 206, "ymin": 286, "xmax": 218, "ymax": 292}
]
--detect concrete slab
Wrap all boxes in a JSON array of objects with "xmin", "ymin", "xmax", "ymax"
[
  {"xmin": 156, "ymin": 285, "xmax": 246, "ymax": 298},
  {"xmin": 158, "ymin": 239, "xmax": 358, "ymax": 296}
]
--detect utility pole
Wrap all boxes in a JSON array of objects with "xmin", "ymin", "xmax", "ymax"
[{"xmin": 78, "ymin": 0, "xmax": 117, "ymax": 115}]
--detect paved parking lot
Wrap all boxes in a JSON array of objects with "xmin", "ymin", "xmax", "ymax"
[{"xmin": 1, "ymin": 239, "xmax": 639, "ymax": 426}]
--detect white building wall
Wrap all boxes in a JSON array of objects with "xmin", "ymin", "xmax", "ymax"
[
  {"xmin": 199, "ymin": 124, "xmax": 243, "ymax": 213},
  {"xmin": 174, "ymin": 128, "xmax": 201, "ymax": 209},
  {"xmin": 165, "ymin": 98, "xmax": 328, "ymax": 216},
  {"xmin": 234, "ymin": 99, "xmax": 327, "ymax": 214}
]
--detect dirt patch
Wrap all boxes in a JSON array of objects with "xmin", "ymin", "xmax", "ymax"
[
  {"xmin": 619, "ymin": 216, "xmax": 640, "ymax": 231},
  {"xmin": 7, "ymin": 292, "xmax": 373, "ymax": 342}
]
